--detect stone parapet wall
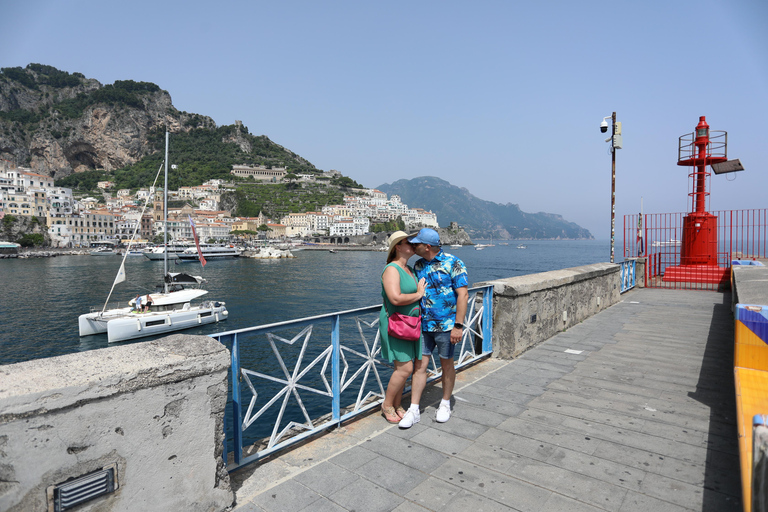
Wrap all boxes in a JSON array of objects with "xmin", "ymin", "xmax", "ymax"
[
  {"xmin": 477, "ymin": 263, "xmax": 621, "ymax": 359},
  {"xmin": 0, "ymin": 335, "xmax": 233, "ymax": 512}
]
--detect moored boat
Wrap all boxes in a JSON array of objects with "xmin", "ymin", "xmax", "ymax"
[
  {"xmin": 143, "ymin": 242, "xmax": 191, "ymax": 260},
  {"xmin": 89, "ymin": 241, "xmax": 117, "ymax": 255},
  {"xmin": 177, "ymin": 244, "xmax": 242, "ymax": 261},
  {"xmin": 78, "ymin": 131, "xmax": 227, "ymax": 342}
]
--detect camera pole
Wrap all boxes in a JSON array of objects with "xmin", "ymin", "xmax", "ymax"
[{"xmin": 610, "ymin": 111, "xmax": 616, "ymax": 264}]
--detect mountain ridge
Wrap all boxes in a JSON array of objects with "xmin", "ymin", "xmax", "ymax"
[
  {"xmin": 2, "ymin": 64, "xmax": 590, "ymax": 239},
  {"xmin": 377, "ymin": 176, "xmax": 592, "ymax": 240},
  {"xmin": 0, "ymin": 64, "xmax": 316, "ymax": 179}
]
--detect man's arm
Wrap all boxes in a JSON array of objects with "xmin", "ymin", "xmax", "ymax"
[{"xmin": 450, "ymin": 286, "xmax": 469, "ymax": 344}]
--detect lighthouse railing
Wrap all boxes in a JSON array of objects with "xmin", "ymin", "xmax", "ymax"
[{"xmin": 624, "ymin": 208, "xmax": 768, "ymax": 290}]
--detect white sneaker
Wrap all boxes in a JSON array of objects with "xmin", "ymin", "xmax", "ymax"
[
  {"xmin": 398, "ymin": 409, "xmax": 420, "ymax": 428},
  {"xmin": 436, "ymin": 403, "xmax": 452, "ymax": 423}
]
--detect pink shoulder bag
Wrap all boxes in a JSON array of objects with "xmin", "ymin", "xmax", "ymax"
[{"xmin": 384, "ymin": 266, "xmax": 422, "ymax": 341}]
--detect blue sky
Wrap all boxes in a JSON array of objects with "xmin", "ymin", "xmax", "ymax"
[{"xmin": 2, "ymin": 0, "xmax": 766, "ymax": 238}]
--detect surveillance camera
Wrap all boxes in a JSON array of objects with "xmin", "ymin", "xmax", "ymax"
[{"xmin": 600, "ymin": 120, "xmax": 608, "ymax": 133}]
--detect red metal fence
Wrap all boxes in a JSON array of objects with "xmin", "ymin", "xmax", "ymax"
[{"xmin": 623, "ymin": 209, "xmax": 768, "ymax": 291}]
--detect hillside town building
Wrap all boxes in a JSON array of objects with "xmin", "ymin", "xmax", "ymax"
[
  {"xmin": 230, "ymin": 165, "xmax": 287, "ymax": 181},
  {"xmin": 0, "ymin": 165, "xmax": 439, "ymax": 246}
]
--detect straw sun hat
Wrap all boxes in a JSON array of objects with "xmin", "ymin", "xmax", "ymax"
[{"xmin": 386, "ymin": 231, "xmax": 413, "ymax": 263}]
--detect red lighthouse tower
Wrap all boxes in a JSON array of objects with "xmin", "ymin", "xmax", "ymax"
[{"xmin": 663, "ymin": 116, "xmax": 730, "ymax": 285}]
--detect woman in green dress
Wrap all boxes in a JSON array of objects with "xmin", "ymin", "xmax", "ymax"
[{"xmin": 379, "ymin": 231, "xmax": 426, "ymax": 423}]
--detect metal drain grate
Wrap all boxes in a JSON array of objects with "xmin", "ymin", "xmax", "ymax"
[{"xmin": 49, "ymin": 464, "xmax": 117, "ymax": 512}]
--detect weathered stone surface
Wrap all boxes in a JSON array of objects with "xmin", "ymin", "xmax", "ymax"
[
  {"xmin": 0, "ymin": 334, "xmax": 234, "ymax": 512},
  {"xmin": 476, "ymin": 263, "xmax": 621, "ymax": 359}
]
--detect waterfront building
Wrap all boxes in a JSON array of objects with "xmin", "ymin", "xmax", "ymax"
[
  {"xmin": 231, "ymin": 217, "xmax": 264, "ymax": 233},
  {"xmin": 196, "ymin": 221, "xmax": 230, "ymax": 241},
  {"xmin": 162, "ymin": 218, "xmax": 192, "ymax": 241},
  {"xmin": 266, "ymin": 223, "xmax": 287, "ymax": 239},
  {"xmin": 304, "ymin": 212, "xmax": 331, "ymax": 235},
  {"xmin": 330, "ymin": 218, "xmax": 354, "ymax": 237},
  {"xmin": 280, "ymin": 213, "xmax": 311, "ymax": 237},
  {"xmin": 49, "ymin": 211, "xmax": 116, "ymax": 247},
  {"xmin": 114, "ymin": 213, "xmax": 143, "ymax": 241},
  {"xmin": 328, "ymin": 215, "xmax": 369, "ymax": 237}
]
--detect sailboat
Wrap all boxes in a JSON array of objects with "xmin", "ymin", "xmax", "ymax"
[
  {"xmin": 78, "ymin": 131, "xmax": 228, "ymax": 343},
  {"xmin": 475, "ymin": 234, "xmax": 495, "ymax": 250}
]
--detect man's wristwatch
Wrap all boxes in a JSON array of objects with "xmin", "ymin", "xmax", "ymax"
[{"xmin": 454, "ymin": 322, "xmax": 464, "ymax": 329}]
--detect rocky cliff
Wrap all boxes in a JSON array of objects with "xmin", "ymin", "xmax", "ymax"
[{"xmin": 0, "ymin": 64, "xmax": 215, "ymax": 178}]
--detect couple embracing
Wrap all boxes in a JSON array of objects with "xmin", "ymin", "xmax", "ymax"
[{"xmin": 378, "ymin": 228, "xmax": 468, "ymax": 429}]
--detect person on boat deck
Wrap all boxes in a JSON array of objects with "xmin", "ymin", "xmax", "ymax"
[
  {"xmin": 378, "ymin": 231, "xmax": 426, "ymax": 424},
  {"xmin": 134, "ymin": 294, "xmax": 142, "ymax": 313},
  {"xmin": 143, "ymin": 294, "xmax": 153, "ymax": 312}
]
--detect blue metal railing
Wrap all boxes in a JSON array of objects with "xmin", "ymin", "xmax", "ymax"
[
  {"xmin": 209, "ymin": 284, "xmax": 494, "ymax": 472},
  {"xmin": 620, "ymin": 259, "xmax": 636, "ymax": 293}
]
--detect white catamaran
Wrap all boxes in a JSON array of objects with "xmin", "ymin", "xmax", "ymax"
[{"xmin": 78, "ymin": 131, "xmax": 228, "ymax": 343}]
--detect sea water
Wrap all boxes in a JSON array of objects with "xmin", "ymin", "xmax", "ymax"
[{"xmin": 0, "ymin": 239, "xmax": 614, "ymax": 365}]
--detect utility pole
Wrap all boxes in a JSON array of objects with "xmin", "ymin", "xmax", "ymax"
[{"xmin": 610, "ymin": 111, "xmax": 616, "ymax": 264}]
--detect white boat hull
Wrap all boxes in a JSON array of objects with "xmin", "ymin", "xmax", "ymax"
[
  {"xmin": 144, "ymin": 251, "xmax": 180, "ymax": 260},
  {"xmin": 79, "ymin": 307, "xmax": 134, "ymax": 336},
  {"xmin": 106, "ymin": 302, "xmax": 228, "ymax": 343}
]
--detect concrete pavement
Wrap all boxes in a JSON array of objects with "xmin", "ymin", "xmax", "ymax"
[{"xmin": 229, "ymin": 288, "xmax": 741, "ymax": 511}]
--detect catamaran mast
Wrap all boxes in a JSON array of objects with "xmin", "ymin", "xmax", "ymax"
[{"xmin": 163, "ymin": 130, "xmax": 169, "ymax": 293}]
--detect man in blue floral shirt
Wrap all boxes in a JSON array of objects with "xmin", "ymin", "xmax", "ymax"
[{"xmin": 398, "ymin": 228, "xmax": 468, "ymax": 428}]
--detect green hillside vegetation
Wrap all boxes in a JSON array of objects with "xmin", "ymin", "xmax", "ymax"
[
  {"xmin": 1, "ymin": 64, "xmax": 84, "ymax": 90},
  {"xmin": 105, "ymin": 125, "xmax": 321, "ymax": 191},
  {"xmin": 0, "ymin": 65, "xmax": 161, "ymax": 127},
  {"xmin": 224, "ymin": 183, "xmax": 356, "ymax": 219},
  {"xmin": 54, "ymin": 123, "xmax": 325, "ymax": 190}
]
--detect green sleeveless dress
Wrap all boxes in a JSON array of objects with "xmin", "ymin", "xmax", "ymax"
[{"xmin": 379, "ymin": 263, "xmax": 423, "ymax": 363}]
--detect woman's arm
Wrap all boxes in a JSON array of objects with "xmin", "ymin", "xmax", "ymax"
[{"xmin": 383, "ymin": 266, "xmax": 426, "ymax": 306}]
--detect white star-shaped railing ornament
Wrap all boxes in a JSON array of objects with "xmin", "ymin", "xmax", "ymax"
[
  {"xmin": 336, "ymin": 316, "xmax": 387, "ymax": 412},
  {"xmin": 240, "ymin": 324, "xmax": 334, "ymax": 449},
  {"xmin": 456, "ymin": 291, "xmax": 484, "ymax": 364}
]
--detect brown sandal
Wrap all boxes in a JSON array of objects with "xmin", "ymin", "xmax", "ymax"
[
  {"xmin": 381, "ymin": 405, "xmax": 400, "ymax": 424},
  {"xmin": 396, "ymin": 406, "xmax": 407, "ymax": 419}
]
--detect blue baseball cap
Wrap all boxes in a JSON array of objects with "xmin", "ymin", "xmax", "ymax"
[{"xmin": 409, "ymin": 228, "xmax": 441, "ymax": 246}]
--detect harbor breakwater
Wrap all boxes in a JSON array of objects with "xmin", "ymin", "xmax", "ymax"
[
  {"xmin": 0, "ymin": 248, "xmax": 90, "ymax": 258},
  {"xmin": 0, "ymin": 262, "xmax": 622, "ymax": 512}
]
